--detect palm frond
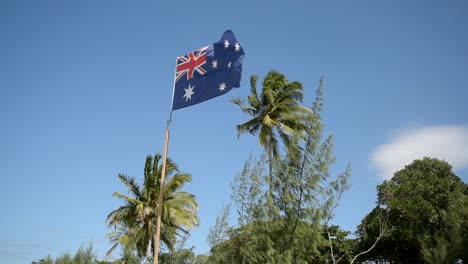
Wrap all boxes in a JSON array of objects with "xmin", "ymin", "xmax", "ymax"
[
  {"xmin": 248, "ymin": 75, "xmax": 261, "ymax": 109},
  {"xmin": 236, "ymin": 117, "xmax": 261, "ymax": 137},
  {"xmin": 231, "ymin": 97, "xmax": 257, "ymax": 116},
  {"xmin": 164, "ymin": 173, "xmax": 192, "ymax": 193},
  {"xmin": 259, "ymin": 125, "xmax": 272, "ymax": 147},
  {"xmin": 107, "ymin": 153, "xmax": 200, "ymax": 259},
  {"xmin": 106, "ymin": 205, "xmax": 133, "ymax": 227},
  {"xmin": 163, "ymin": 158, "xmax": 178, "ymax": 178},
  {"xmin": 112, "ymin": 192, "xmax": 143, "ymax": 206},
  {"xmin": 106, "ymin": 239, "xmax": 120, "ymax": 257},
  {"xmin": 118, "ymin": 174, "xmax": 142, "ymax": 198}
]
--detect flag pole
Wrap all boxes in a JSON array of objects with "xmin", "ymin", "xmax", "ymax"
[{"xmin": 153, "ymin": 58, "xmax": 177, "ymax": 264}]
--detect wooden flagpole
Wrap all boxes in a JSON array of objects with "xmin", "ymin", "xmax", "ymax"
[
  {"xmin": 154, "ymin": 59, "xmax": 177, "ymax": 264},
  {"xmin": 153, "ymin": 118, "xmax": 170, "ymax": 264}
]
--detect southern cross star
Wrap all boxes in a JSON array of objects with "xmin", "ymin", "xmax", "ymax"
[
  {"xmin": 183, "ymin": 84, "xmax": 195, "ymax": 102},
  {"xmin": 234, "ymin": 42, "xmax": 241, "ymax": 52},
  {"xmin": 212, "ymin": 60, "xmax": 218, "ymax": 69},
  {"xmin": 227, "ymin": 62, "xmax": 232, "ymax": 69},
  {"xmin": 218, "ymin": 82, "xmax": 226, "ymax": 92},
  {"xmin": 224, "ymin": 39, "xmax": 230, "ymax": 49}
]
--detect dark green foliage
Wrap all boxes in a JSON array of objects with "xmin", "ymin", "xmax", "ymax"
[
  {"xmin": 160, "ymin": 248, "xmax": 193, "ymax": 264},
  {"xmin": 157, "ymin": 245, "xmax": 209, "ymax": 264},
  {"xmin": 357, "ymin": 157, "xmax": 468, "ymax": 263},
  {"xmin": 314, "ymin": 225, "xmax": 357, "ymax": 263},
  {"xmin": 34, "ymin": 243, "xmax": 97, "ymax": 264},
  {"xmin": 35, "ymin": 241, "xmax": 207, "ymax": 264},
  {"xmin": 72, "ymin": 244, "xmax": 96, "ymax": 264},
  {"xmin": 119, "ymin": 244, "xmax": 140, "ymax": 264},
  {"xmin": 207, "ymin": 220, "xmax": 323, "ymax": 264},
  {"xmin": 207, "ymin": 222, "xmax": 363, "ymax": 264}
]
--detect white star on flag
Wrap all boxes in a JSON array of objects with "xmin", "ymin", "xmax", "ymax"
[
  {"xmin": 234, "ymin": 42, "xmax": 241, "ymax": 52},
  {"xmin": 218, "ymin": 82, "xmax": 226, "ymax": 91},
  {"xmin": 224, "ymin": 40, "xmax": 230, "ymax": 49},
  {"xmin": 227, "ymin": 62, "xmax": 232, "ymax": 69},
  {"xmin": 212, "ymin": 60, "xmax": 218, "ymax": 69},
  {"xmin": 183, "ymin": 84, "xmax": 195, "ymax": 101}
]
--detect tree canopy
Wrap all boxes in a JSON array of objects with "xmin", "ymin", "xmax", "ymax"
[
  {"xmin": 206, "ymin": 74, "xmax": 356, "ymax": 263},
  {"xmin": 358, "ymin": 157, "xmax": 468, "ymax": 263},
  {"xmin": 231, "ymin": 71, "xmax": 313, "ymax": 194},
  {"xmin": 106, "ymin": 154, "xmax": 199, "ymax": 262},
  {"xmin": 37, "ymin": 72, "xmax": 468, "ymax": 264}
]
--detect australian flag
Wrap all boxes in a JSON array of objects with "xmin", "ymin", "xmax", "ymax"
[{"xmin": 172, "ymin": 30, "xmax": 245, "ymax": 110}]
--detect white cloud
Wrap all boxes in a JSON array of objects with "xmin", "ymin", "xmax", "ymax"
[{"xmin": 370, "ymin": 125, "xmax": 468, "ymax": 180}]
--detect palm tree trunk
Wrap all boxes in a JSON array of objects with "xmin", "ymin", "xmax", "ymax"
[
  {"xmin": 147, "ymin": 239, "xmax": 152, "ymax": 264},
  {"xmin": 267, "ymin": 138, "xmax": 273, "ymax": 197},
  {"xmin": 153, "ymin": 230, "xmax": 158, "ymax": 264}
]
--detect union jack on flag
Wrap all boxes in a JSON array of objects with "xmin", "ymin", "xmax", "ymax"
[
  {"xmin": 175, "ymin": 46, "xmax": 209, "ymax": 82},
  {"xmin": 171, "ymin": 30, "xmax": 245, "ymax": 111}
]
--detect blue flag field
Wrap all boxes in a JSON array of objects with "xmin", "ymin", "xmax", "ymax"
[{"xmin": 172, "ymin": 30, "xmax": 245, "ymax": 110}]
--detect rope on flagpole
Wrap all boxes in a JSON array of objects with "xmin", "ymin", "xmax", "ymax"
[{"xmin": 153, "ymin": 57, "xmax": 178, "ymax": 264}]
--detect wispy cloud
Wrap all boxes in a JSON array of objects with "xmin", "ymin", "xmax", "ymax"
[{"xmin": 370, "ymin": 125, "xmax": 468, "ymax": 180}]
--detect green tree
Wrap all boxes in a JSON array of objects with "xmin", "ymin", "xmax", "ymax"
[
  {"xmin": 357, "ymin": 157, "xmax": 468, "ymax": 263},
  {"xmin": 34, "ymin": 243, "xmax": 97, "ymax": 264},
  {"xmin": 314, "ymin": 225, "xmax": 356, "ymax": 264},
  {"xmin": 106, "ymin": 219, "xmax": 138, "ymax": 257},
  {"xmin": 231, "ymin": 71, "xmax": 312, "ymax": 194},
  {"xmin": 106, "ymin": 154, "xmax": 199, "ymax": 262},
  {"xmin": 267, "ymin": 77, "xmax": 350, "ymax": 262},
  {"xmin": 160, "ymin": 248, "xmax": 195, "ymax": 264},
  {"xmin": 231, "ymin": 155, "xmax": 268, "ymax": 263},
  {"xmin": 207, "ymin": 203, "xmax": 232, "ymax": 249},
  {"xmin": 194, "ymin": 254, "xmax": 209, "ymax": 263},
  {"xmin": 72, "ymin": 243, "xmax": 96, "ymax": 264},
  {"xmin": 209, "ymin": 77, "xmax": 354, "ymax": 263}
]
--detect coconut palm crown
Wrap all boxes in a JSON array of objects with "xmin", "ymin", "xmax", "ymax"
[
  {"xmin": 106, "ymin": 154, "xmax": 199, "ymax": 261},
  {"xmin": 231, "ymin": 71, "xmax": 312, "ymax": 191}
]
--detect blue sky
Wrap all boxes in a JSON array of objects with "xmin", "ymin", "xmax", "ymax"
[{"xmin": 1, "ymin": 0, "xmax": 467, "ymax": 262}]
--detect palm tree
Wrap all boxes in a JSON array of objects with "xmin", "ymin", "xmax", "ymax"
[
  {"xmin": 106, "ymin": 154, "xmax": 199, "ymax": 262},
  {"xmin": 231, "ymin": 71, "xmax": 312, "ymax": 193},
  {"xmin": 106, "ymin": 219, "xmax": 142, "ymax": 263}
]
